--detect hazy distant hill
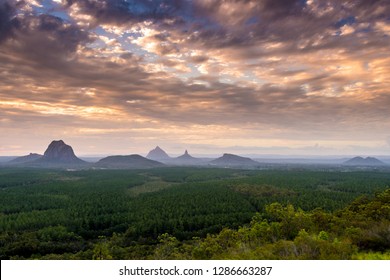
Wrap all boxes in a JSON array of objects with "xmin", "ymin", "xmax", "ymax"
[
  {"xmin": 171, "ymin": 150, "xmax": 203, "ymax": 165},
  {"xmin": 8, "ymin": 153, "xmax": 42, "ymax": 164},
  {"xmin": 95, "ymin": 154, "xmax": 164, "ymax": 169},
  {"xmin": 0, "ymin": 157, "xmax": 17, "ymax": 163},
  {"xmin": 343, "ymin": 156, "xmax": 386, "ymax": 166},
  {"xmin": 210, "ymin": 153, "xmax": 260, "ymax": 167},
  {"xmin": 146, "ymin": 146, "xmax": 171, "ymax": 161},
  {"xmin": 13, "ymin": 140, "xmax": 88, "ymax": 168}
]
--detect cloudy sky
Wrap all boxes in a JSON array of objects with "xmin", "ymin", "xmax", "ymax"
[{"xmin": 1, "ymin": 0, "xmax": 390, "ymax": 157}]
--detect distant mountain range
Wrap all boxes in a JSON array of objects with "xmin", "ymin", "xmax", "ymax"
[
  {"xmin": 8, "ymin": 153, "xmax": 42, "ymax": 164},
  {"xmin": 95, "ymin": 155, "xmax": 164, "ymax": 169},
  {"xmin": 343, "ymin": 156, "xmax": 386, "ymax": 166},
  {"xmin": 7, "ymin": 141, "xmax": 165, "ymax": 169},
  {"xmin": 210, "ymin": 153, "xmax": 260, "ymax": 167},
  {"xmin": 3, "ymin": 141, "xmax": 389, "ymax": 170},
  {"xmin": 146, "ymin": 147, "xmax": 206, "ymax": 165},
  {"xmin": 7, "ymin": 140, "xmax": 87, "ymax": 168}
]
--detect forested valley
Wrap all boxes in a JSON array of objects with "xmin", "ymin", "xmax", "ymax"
[{"xmin": 0, "ymin": 167, "xmax": 389, "ymax": 260}]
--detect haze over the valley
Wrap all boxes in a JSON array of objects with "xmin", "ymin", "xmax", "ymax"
[
  {"xmin": 1, "ymin": 1, "xmax": 390, "ymax": 157},
  {"xmin": 2, "ymin": 140, "xmax": 389, "ymax": 168}
]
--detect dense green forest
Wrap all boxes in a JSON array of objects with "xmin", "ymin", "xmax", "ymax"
[{"xmin": 0, "ymin": 167, "xmax": 389, "ymax": 259}]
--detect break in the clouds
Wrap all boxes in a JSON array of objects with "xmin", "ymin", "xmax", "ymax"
[{"xmin": 1, "ymin": 0, "xmax": 390, "ymax": 156}]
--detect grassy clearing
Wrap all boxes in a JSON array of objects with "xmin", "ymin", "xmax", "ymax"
[{"xmin": 127, "ymin": 179, "xmax": 177, "ymax": 196}]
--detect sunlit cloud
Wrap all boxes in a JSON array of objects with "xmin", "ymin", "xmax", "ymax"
[
  {"xmin": 0, "ymin": 0, "xmax": 390, "ymax": 156},
  {"xmin": 0, "ymin": 100, "xmax": 120, "ymax": 119}
]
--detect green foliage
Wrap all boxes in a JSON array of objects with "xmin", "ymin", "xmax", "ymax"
[
  {"xmin": 186, "ymin": 187, "xmax": 389, "ymax": 260},
  {"xmin": 0, "ymin": 167, "xmax": 389, "ymax": 259},
  {"xmin": 92, "ymin": 236, "xmax": 112, "ymax": 260},
  {"xmin": 153, "ymin": 233, "xmax": 181, "ymax": 259},
  {"xmin": 353, "ymin": 251, "xmax": 390, "ymax": 260}
]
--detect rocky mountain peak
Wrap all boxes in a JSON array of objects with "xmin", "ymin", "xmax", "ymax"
[{"xmin": 42, "ymin": 140, "xmax": 83, "ymax": 163}]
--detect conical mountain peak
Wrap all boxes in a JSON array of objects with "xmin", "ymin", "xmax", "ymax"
[{"xmin": 146, "ymin": 146, "xmax": 171, "ymax": 161}]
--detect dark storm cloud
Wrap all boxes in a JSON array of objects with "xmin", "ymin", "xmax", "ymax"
[
  {"xmin": 64, "ymin": 0, "xmax": 188, "ymax": 25},
  {"xmin": 22, "ymin": 13, "xmax": 91, "ymax": 53},
  {"xmin": 0, "ymin": 7, "xmax": 93, "ymax": 83},
  {"xmin": 174, "ymin": 0, "xmax": 308, "ymax": 47},
  {"xmin": 261, "ymin": 0, "xmax": 306, "ymax": 16},
  {"xmin": 194, "ymin": 0, "xmax": 305, "ymax": 19},
  {"xmin": 56, "ymin": 0, "xmax": 390, "ymax": 54},
  {"xmin": 0, "ymin": 6, "xmax": 91, "ymax": 70},
  {"xmin": 1, "ymin": 0, "xmax": 390, "ymax": 156},
  {"xmin": 0, "ymin": 0, "xmax": 21, "ymax": 43},
  {"xmin": 354, "ymin": 0, "xmax": 390, "ymax": 18},
  {"xmin": 2, "ymin": 0, "xmax": 388, "ymax": 104},
  {"xmin": 183, "ymin": 0, "xmax": 390, "ymax": 54}
]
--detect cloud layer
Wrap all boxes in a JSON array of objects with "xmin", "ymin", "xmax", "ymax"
[{"xmin": 1, "ymin": 0, "xmax": 390, "ymax": 155}]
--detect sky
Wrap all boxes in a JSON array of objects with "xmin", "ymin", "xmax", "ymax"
[{"xmin": 1, "ymin": 0, "xmax": 390, "ymax": 157}]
